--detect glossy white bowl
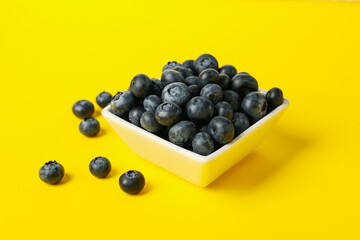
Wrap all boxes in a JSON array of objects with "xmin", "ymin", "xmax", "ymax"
[{"xmin": 103, "ymin": 90, "xmax": 289, "ymax": 187}]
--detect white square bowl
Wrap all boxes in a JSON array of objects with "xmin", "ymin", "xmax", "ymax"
[{"xmin": 102, "ymin": 90, "xmax": 289, "ymax": 187}]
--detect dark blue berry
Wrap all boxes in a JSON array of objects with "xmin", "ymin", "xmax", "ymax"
[
  {"xmin": 143, "ymin": 95, "xmax": 162, "ymax": 112},
  {"xmin": 161, "ymin": 70, "xmax": 184, "ymax": 85},
  {"xmin": 161, "ymin": 82, "xmax": 191, "ymax": 107},
  {"xmin": 39, "ymin": 161, "xmax": 65, "ymax": 184},
  {"xmin": 231, "ymin": 73, "xmax": 258, "ymax": 97},
  {"xmin": 198, "ymin": 124, "xmax": 209, "ymax": 133},
  {"xmin": 219, "ymin": 65, "xmax": 237, "ymax": 79},
  {"xmin": 172, "ymin": 66, "xmax": 194, "ymax": 79},
  {"xmin": 140, "ymin": 111, "xmax": 162, "ymax": 133},
  {"xmin": 194, "ymin": 54, "xmax": 219, "ymax": 75},
  {"xmin": 218, "ymin": 73, "xmax": 230, "ymax": 90},
  {"xmin": 200, "ymin": 84, "xmax": 223, "ymax": 104},
  {"xmin": 110, "ymin": 91, "xmax": 135, "ymax": 117},
  {"xmin": 150, "ymin": 78, "xmax": 165, "ymax": 96},
  {"xmin": 192, "ymin": 132, "xmax": 214, "ymax": 156},
  {"xmin": 72, "ymin": 100, "xmax": 94, "ymax": 118},
  {"xmin": 96, "ymin": 92, "xmax": 112, "ymax": 108},
  {"xmin": 168, "ymin": 120, "xmax": 197, "ymax": 148},
  {"xmin": 182, "ymin": 59, "xmax": 195, "ymax": 72},
  {"xmin": 266, "ymin": 87, "xmax": 283, "ymax": 108},
  {"xmin": 198, "ymin": 68, "xmax": 220, "ymax": 87},
  {"xmin": 155, "ymin": 102, "xmax": 182, "ymax": 126},
  {"xmin": 215, "ymin": 101, "xmax": 233, "ymax": 120},
  {"xmin": 241, "ymin": 92, "xmax": 267, "ymax": 122},
  {"xmin": 184, "ymin": 76, "xmax": 199, "ymax": 86},
  {"xmin": 89, "ymin": 156, "xmax": 111, "ymax": 178},
  {"xmin": 129, "ymin": 74, "xmax": 153, "ymax": 98},
  {"xmin": 222, "ymin": 90, "xmax": 242, "ymax": 112},
  {"xmin": 119, "ymin": 170, "xmax": 145, "ymax": 195},
  {"xmin": 188, "ymin": 85, "xmax": 201, "ymax": 97},
  {"xmin": 232, "ymin": 112, "xmax": 250, "ymax": 136},
  {"xmin": 128, "ymin": 106, "xmax": 145, "ymax": 127},
  {"xmin": 79, "ymin": 117, "xmax": 100, "ymax": 137},
  {"xmin": 162, "ymin": 61, "xmax": 181, "ymax": 72},
  {"xmin": 208, "ymin": 116, "xmax": 234, "ymax": 145},
  {"xmin": 186, "ymin": 96, "xmax": 214, "ymax": 123}
]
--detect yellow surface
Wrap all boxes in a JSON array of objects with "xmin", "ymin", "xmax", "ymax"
[{"xmin": 1, "ymin": 0, "xmax": 360, "ymax": 239}]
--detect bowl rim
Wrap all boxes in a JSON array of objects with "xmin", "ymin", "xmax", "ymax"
[{"xmin": 102, "ymin": 89, "xmax": 289, "ymax": 163}]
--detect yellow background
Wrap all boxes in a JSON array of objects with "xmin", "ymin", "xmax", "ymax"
[{"xmin": 1, "ymin": 0, "xmax": 360, "ymax": 239}]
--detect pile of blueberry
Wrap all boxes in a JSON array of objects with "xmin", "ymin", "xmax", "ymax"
[{"xmin": 110, "ymin": 54, "xmax": 284, "ymax": 156}]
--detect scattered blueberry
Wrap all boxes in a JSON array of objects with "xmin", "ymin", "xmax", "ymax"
[
  {"xmin": 182, "ymin": 59, "xmax": 195, "ymax": 72},
  {"xmin": 184, "ymin": 76, "xmax": 199, "ymax": 86},
  {"xmin": 173, "ymin": 66, "xmax": 194, "ymax": 79},
  {"xmin": 150, "ymin": 78, "xmax": 165, "ymax": 96},
  {"xmin": 89, "ymin": 156, "xmax": 111, "ymax": 178},
  {"xmin": 208, "ymin": 116, "xmax": 234, "ymax": 145},
  {"xmin": 218, "ymin": 73, "xmax": 230, "ymax": 90},
  {"xmin": 79, "ymin": 117, "xmax": 100, "ymax": 137},
  {"xmin": 161, "ymin": 82, "xmax": 191, "ymax": 107},
  {"xmin": 194, "ymin": 54, "xmax": 218, "ymax": 75},
  {"xmin": 162, "ymin": 61, "xmax": 181, "ymax": 72},
  {"xmin": 110, "ymin": 91, "xmax": 135, "ymax": 117},
  {"xmin": 215, "ymin": 101, "xmax": 234, "ymax": 120},
  {"xmin": 222, "ymin": 90, "xmax": 242, "ymax": 112},
  {"xmin": 128, "ymin": 106, "xmax": 146, "ymax": 127},
  {"xmin": 72, "ymin": 100, "xmax": 94, "ymax": 118},
  {"xmin": 231, "ymin": 73, "xmax": 258, "ymax": 97},
  {"xmin": 140, "ymin": 111, "xmax": 162, "ymax": 133},
  {"xmin": 198, "ymin": 68, "xmax": 220, "ymax": 87},
  {"xmin": 39, "ymin": 161, "xmax": 65, "ymax": 184},
  {"xmin": 129, "ymin": 74, "xmax": 153, "ymax": 98},
  {"xmin": 119, "ymin": 170, "xmax": 145, "ymax": 195},
  {"xmin": 192, "ymin": 132, "xmax": 214, "ymax": 156},
  {"xmin": 155, "ymin": 102, "xmax": 182, "ymax": 126},
  {"xmin": 219, "ymin": 65, "xmax": 237, "ymax": 79},
  {"xmin": 232, "ymin": 112, "xmax": 250, "ymax": 136},
  {"xmin": 186, "ymin": 96, "xmax": 214, "ymax": 123},
  {"xmin": 96, "ymin": 92, "xmax": 112, "ymax": 108},
  {"xmin": 266, "ymin": 87, "xmax": 283, "ymax": 108},
  {"xmin": 188, "ymin": 84, "xmax": 201, "ymax": 97},
  {"xmin": 161, "ymin": 69, "xmax": 184, "ymax": 85},
  {"xmin": 241, "ymin": 92, "xmax": 267, "ymax": 122},
  {"xmin": 168, "ymin": 120, "xmax": 197, "ymax": 148},
  {"xmin": 143, "ymin": 95, "xmax": 162, "ymax": 112},
  {"xmin": 200, "ymin": 84, "xmax": 223, "ymax": 105}
]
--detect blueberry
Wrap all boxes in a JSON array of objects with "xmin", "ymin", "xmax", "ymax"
[
  {"xmin": 79, "ymin": 117, "xmax": 100, "ymax": 137},
  {"xmin": 266, "ymin": 87, "xmax": 283, "ymax": 108},
  {"xmin": 168, "ymin": 120, "xmax": 197, "ymax": 148},
  {"xmin": 222, "ymin": 90, "xmax": 242, "ymax": 112},
  {"xmin": 128, "ymin": 106, "xmax": 145, "ymax": 127},
  {"xmin": 194, "ymin": 54, "xmax": 218, "ymax": 75},
  {"xmin": 140, "ymin": 111, "xmax": 162, "ymax": 133},
  {"xmin": 241, "ymin": 92, "xmax": 267, "ymax": 122},
  {"xmin": 155, "ymin": 102, "xmax": 182, "ymax": 126},
  {"xmin": 119, "ymin": 170, "xmax": 145, "ymax": 195},
  {"xmin": 96, "ymin": 92, "xmax": 112, "ymax": 108},
  {"xmin": 192, "ymin": 132, "xmax": 214, "ymax": 156},
  {"xmin": 89, "ymin": 156, "xmax": 111, "ymax": 178},
  {"xmin": 198, "ymin": 124, "xmax": 209, "ymax": 133},
  {"xmin": 198, "ymin": 68, "xmax": 220, "ymax": 87},
  {"xmin": 232, "ymin": 112, "xmax": 250, "ymax": 136},
  {"xmin": 160, "ymin": 69, "xmax": 184, "ymax": 85},
  {"xmin": 219, "ymin": 65, "xmax": 237, "ymax": 79},
  {"xmin": 208, "ymin": 116, "xmax": 234, "ymax": 145},
  {"xmin": 188, "ymin": 85, "xmax": 201, "ymax": 97},
  {"xmin": 186, "ymin": 96, "xmax": 214, "ymax": 123},
  {"xmin": 215, "ymin": 101, "xmax": 233, "ymax": 120},
  {"xmin": 72, "ymin": 100, "xmax": 94, "ymax": 118},
  {"xmin": 218, "ymin": 73, "xmax": 230, "ymax": 90},
  {"xmin": 172, "ymin": 66, "xmax": 194, "ymax": 79},
  {"xmin": 129, "ymin": 74, "xmax": 153, "ymax": 99},
  {"xmin": 231, "ymin": 73, "xmax": 258, "ymax": 97},
  {"xmin": 143, "ymin": 94, "xmax": 162, "ymax": 112},
  {"xmin": 184, "ymin": 76, "xmax": 199, "ymax": 86},
  {"xmin": 182, "ymin": 59, "xmax": 195, "ymax": 72},
  {"xmin": 110, "ymin": 91, "xmax": 135, "ymax": 117},
  {"xmin": 162, "ymin": 61, "xmax": 181, "ymax": 72},
  {"xmin": 39, "ymin": 161, "xmax": 65, "ymax": 184},
  {"xmin": 161, "ymin": 82, "xmax": 191, "ymax": 107},
  {"xmin": 150, "ymin": 78, "xmax": 165, "ymax": 96},
  {"xmin": 200, "ymin": 84, "xmax": 223, "ymax": 104}
]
